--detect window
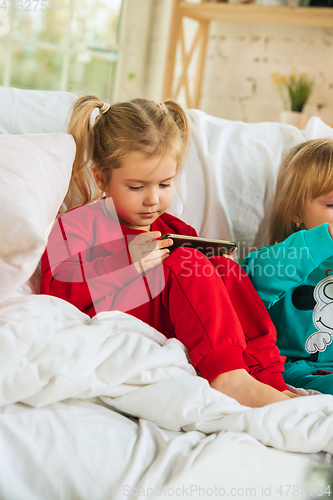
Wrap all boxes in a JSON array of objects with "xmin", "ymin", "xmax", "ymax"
[{"xmin": 0, "ymin": 0, "xmax": 123, "ymax": 101}]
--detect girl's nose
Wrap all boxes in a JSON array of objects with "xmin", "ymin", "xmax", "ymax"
[{"xmin": 144, "ymin": 189, "xmax": 159, "ymax": 206}]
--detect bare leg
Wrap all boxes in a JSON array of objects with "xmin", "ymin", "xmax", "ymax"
[
  {"xmin": 282, "ymin": 390, "xmax": 302, "ymax": 398},
  {"xmin": 210, "ymin": 369, "xmax": 291, "ymax": 407}
]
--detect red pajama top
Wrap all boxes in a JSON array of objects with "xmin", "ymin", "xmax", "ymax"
[
  {"xmin": 41, "ymin": 199, "xmax": 196, "ymax": 317},
  {"xmin": 40, "ymin": 199, "xmax": 288, "ymax": 389}
]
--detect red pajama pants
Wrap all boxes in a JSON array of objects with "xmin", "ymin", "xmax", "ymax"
[{"xmin": 110, "ymin": 247, "xmax": 287, "ymax": 390}]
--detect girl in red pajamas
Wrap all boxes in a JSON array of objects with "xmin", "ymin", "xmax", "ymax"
[{"xmin": 41, "ymin": 95, "xmax": 296, "ymax": 407}]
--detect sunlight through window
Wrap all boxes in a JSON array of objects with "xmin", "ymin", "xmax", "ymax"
[{"xmin": 0, "ymin": 0, "xmax": 123, "ymax": 100}]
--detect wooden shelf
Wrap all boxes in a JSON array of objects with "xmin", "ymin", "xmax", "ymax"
[
  {"xmin": 162, "ymin": 0, "xmax": 333, "ymax": 109},
  {"xmin": 180, "ymin": 2, "xmax": 333, "ymax": 28}
]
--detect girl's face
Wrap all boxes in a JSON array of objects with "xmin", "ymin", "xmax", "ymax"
[
  {"xmin": 93, "ymin": 151, "xmax": 177, "ymax": 230},
  {"xmin": 299, "ymin": 190, "xmax": 333, "ymax": 230}
]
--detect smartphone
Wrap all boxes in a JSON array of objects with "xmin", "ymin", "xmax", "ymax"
[{"xmin": 160, "ymin": 234, "xmax": 237, "ymax": 257}]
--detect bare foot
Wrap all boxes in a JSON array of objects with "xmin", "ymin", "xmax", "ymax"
[
  {"xmin": 282, "ymin": 390, "xmax": 302, "ymax": 398},
  {"xmin": 210, "ymin": 369, "xmax": 290, "ymax": 407}
]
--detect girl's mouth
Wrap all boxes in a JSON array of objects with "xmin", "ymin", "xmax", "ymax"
[{"xmin": 139, "ymin": 212, "xmax": 156, "ymax": 218}]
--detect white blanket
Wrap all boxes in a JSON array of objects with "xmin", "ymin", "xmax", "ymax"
[{"xmin": 2, "ymin": 294, "xmax": 333, "ymax": 456}]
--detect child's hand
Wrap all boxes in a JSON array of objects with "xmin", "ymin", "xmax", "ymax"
[
  {"xmin": 223, "ymin": 249, "xmax": 237, "ymax": 261},
  {"xmin": 128, "ymin": 231, "xmax": 172, "ymax": 274}
]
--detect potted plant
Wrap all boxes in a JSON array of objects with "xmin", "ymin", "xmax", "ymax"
[{"xmin": 271, "ymin": 70, "xmax": 315, "ymax": 128}]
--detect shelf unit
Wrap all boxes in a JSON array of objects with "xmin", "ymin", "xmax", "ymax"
[{"xmin": 162, "ymin": 0, "xmax": 333, "ymax": 108}]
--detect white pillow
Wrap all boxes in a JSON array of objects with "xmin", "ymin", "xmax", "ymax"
[
  {"xmin": 0, "ymin": 86, "xmax": 77, "ymax": 134},
  {"xmin": 181, "ymin": 111, "xmax": 333, "ymax": 261},
  {"xmin": 0, "ymin": 133, "xmax": 75, "ymax": 302}
]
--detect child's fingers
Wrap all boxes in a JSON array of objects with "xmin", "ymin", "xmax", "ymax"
[
  {"xmin": 161, "ymin": 250, "xmax": 170, "ymax": 261},
  {"xmin": 158, "ymin": 248, "xmax": 171, "ymax": 259},
  {"xmin": 140, "ymin": 241, "xmax": 160, "ymax": 257},
  {"xmin": 135, "ymin": 231, "xmax": 161, "ymax": 246},
  {"xmin": 143, "ymin": 248, "xmax": 170, "ymax": 264},
  {"xmin": 158, "ymin": 238, "xmax": 173, "ymax": 250},
  {"xmin": 144, "ymin": 231, "xmax": 161, "ymax": 241},
  {"xmin": 140, "ymin": 236, "xmax": 172, "ymax": 256},
  {"xmin": 138, "ymin": 248, "xmax": 168, "ymax": 267},
  {"xmin": 133, "ymin": 234, "xmax": 151, "ymax": 245}
]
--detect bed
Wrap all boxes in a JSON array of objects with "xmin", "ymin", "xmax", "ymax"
[{"xmin": 1, "ymin": 86, "xmax": 333, "ymax": 500}]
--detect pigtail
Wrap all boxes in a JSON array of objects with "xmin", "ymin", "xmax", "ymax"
[
  {"xmin": 61, "ymin": 95, "xmax": 104, "ymax": 214},
  {"xmin": 164, "ymin": 99, "xmax": 190, "ymax": 171},
  {"xmin": 159, "ymin": 100, "xmax": 189, "ymax": 214}
]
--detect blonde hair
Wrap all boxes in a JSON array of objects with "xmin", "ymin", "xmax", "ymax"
[
  {"xmin": 268, "ymin": 138, "xmax": 333, "ymax": 244},
  {"xmin": 63, "ymin": 96, "xmax": 190, "ymax": 213}
]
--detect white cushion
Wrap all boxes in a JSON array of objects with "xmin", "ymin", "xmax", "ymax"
[
  {"xmin": 0, "ymin": 87, "xmax": 77, "ymax": 134},
  {"xmin": 174, "ymin": 111, "xmax": 333, "ymax": 261},
  {"xmin": 0, "ymin": 133, "xmax": 75, "ymax": 302},
  {"xmin": 1, "ymin": 87, "xmax": 332, "ymax": 275}
]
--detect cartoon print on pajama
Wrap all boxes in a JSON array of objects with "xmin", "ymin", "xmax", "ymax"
[{"xmin": 306, "ymin": 271, "xmax": 333, "ymax": 354}]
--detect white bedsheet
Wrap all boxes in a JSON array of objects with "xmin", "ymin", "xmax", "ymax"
[
  {"xmin": 1, "ymin": 401, "xmax": 317, "ymax": 500},
  {"xmin": 1, "ymin": 295, "xmax": 332, "ymax": 499},
  {"xmin": 2, "ymin": 294, "xmax": 333, "ymax": 453}
]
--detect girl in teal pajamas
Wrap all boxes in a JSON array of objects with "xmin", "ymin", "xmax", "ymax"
[{"xmin": 242, "ymin": 138, "xmax": 333, "ymax": 395}]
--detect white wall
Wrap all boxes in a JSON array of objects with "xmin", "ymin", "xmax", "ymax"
[
  {"xmin": 202, "ymin": 21, "xmax": 333, "ymax": 125},
  {"xmin": 146, "ymin": 0, "xmax": 173, "ymax": 101},
  {"xmin": 146, "ymin": 0, "xmax": 333, "ymax": 126},
  {"xmin": 114, "ymin": 0, "xmax": 154, "ymax": 102}
]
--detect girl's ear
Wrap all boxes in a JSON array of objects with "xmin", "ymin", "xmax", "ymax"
[
  {"xmin": 290, "ymin": 213, "xmax": 303, "ymax": 224},
  {"xmin": 92, "ymin": 166, "xmax": 105, "ymax": 191}
]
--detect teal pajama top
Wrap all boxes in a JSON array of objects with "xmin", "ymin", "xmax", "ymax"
[{"xmin": 242, "ymin": 223, "xmax": 333, "ymax": 394}]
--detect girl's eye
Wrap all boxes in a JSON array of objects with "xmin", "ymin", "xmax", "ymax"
[
  {"xmin": 129, "ymin": 186, "xmax": 143, "ymax": 191},
  {"xmin": 160, "ymin": 183, "xmax": 171, "ymax": 188},
  {"xmin": 327, "ymin": 204, "xmax": 333, "ymax": 208}
]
